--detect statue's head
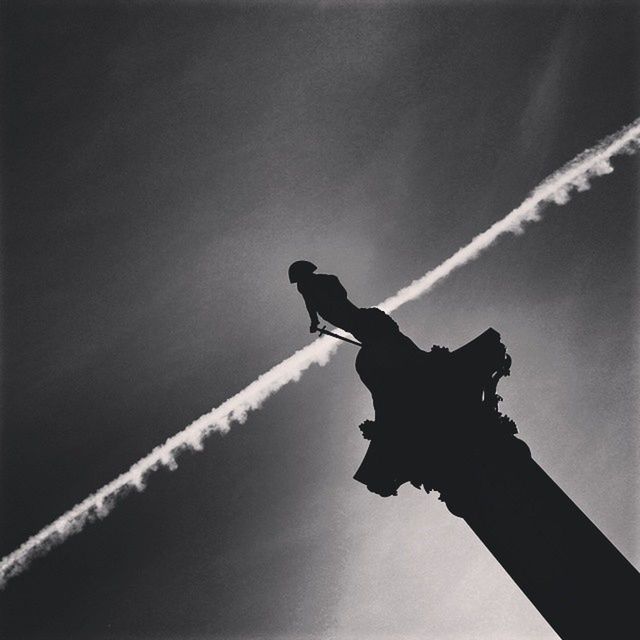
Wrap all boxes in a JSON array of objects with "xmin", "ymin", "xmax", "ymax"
[{"xmin": 288, "ymin": 260, "xmax": 317, "ymax": 283}]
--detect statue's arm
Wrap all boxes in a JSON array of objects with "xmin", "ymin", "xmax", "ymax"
[{"xmin": 303, "ymin": 294, "xmax": 319, "ymax": 332}]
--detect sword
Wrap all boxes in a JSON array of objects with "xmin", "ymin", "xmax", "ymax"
[{"xmin": 317, "ymin": 325, "xmax": 362, "ymax": 347}]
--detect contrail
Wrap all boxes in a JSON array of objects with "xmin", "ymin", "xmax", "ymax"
[
  {"xmin": 378, "ymin": 117, "xmax": 640, "ymax": 314},
  {"xmin": 1, "ymin": 117, "xmax": 639, "ymax": 588}
]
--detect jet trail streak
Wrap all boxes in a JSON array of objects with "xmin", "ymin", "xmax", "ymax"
[{"xmin": 1, "ymin": 117, "xmax": 639, "ymax": 587}]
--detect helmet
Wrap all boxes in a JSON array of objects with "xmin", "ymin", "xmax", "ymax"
[{"xmin": 288, "ymin": 260, "xmax": 317, "ymax": 283}]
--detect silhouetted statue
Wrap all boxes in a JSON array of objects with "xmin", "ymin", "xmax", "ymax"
[
  {"xmin": 345, "ymin": 305, "xmax": 640, "ymax": 639},
  {"xmin": 288, "ymin": 260, "xmax": 361, "ymax": 334}
]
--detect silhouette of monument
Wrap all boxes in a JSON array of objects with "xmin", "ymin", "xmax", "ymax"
[
  {"xmin": 288, "ymin": 260, "xmax": 361, "ymax": 335},
  {"xmin": 289, "ymin": 263, "xmax": 640, "ymax": 640}
]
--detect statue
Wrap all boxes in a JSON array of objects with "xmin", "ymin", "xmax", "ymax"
[
  {"xmin": 288, "ymin": 262, "xmax": 640, "ymax": 639},
  {"xmin": 288, "ymin": 260, "xmax": 361, "ymax": 335}
]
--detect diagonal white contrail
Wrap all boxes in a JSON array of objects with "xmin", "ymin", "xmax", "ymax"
[{"xmin": 1, "ymin": 117, "xmax": 639, "ymax": 588}]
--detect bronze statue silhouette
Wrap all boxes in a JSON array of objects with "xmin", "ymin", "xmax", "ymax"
[
  {"xmin": 288, "ymin": 260, "xmax": 361, "ymax": 335},
  {"xmin": 289, "ymin": 263, "xmax": 640, "ymax": 640}
]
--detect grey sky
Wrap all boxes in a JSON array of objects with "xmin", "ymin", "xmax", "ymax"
[{"xmin": 1, "ymin": 1, "xmax": 638, "ymax": 638}]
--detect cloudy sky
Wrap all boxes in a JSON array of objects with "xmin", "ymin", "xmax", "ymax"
[{"xmin": 1, "ymin": 1, "xmax": 638, "ymax": 638}]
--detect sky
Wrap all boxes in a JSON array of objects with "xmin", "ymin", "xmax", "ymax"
[{"xmin": 1, "ymin": 1, "xmax": 638, "ymax": 639}]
